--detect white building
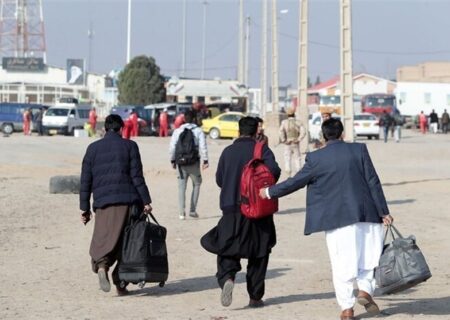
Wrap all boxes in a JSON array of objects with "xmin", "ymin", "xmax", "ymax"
[
  {"xmin": 307, "ymin": 73, "xmax": 396, "ymax": 97},
  {"xmin": 166, "ymin": 76, "xmax": 247, "ymax": 105},
  {"xmin": 396, "ymin": 82, "xmax": 450, "ymax": 116},
  {"xmin": 0, "ymin": 63, "xmax": 117, "ymax": 117}
]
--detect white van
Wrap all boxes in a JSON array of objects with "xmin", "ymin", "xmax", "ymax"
[{"xmin": 42, "ymin": 104, "xmax": 91, "ymax": 135}]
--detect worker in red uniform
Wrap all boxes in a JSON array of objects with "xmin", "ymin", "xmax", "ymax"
[
  {"xmin": 122, "ymin": 118, "xmax": 132, "ymax": 139},
  {"xmin": 173, "ymin": 113, "xmax": 185, "ymax": 129},
  {"xmin": 419, "ymin": 111, "xmax": 428, "ymax": 134},
  {"xmin": 159, "ymin": 108, "xmax": 169, "ymax": 137},
  {"xmin": 129, "ymin": 111, "xmax": 139, "ymax": 137},
  {"xmin": 23, "ymin": 108, "xmax": 32, "ymax": 135},
  {"xmin": 88, "ymin": 107, "xmax": 98, "ymax": 136}
]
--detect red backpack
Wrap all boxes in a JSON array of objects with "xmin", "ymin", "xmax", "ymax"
[{"xmin": 240, "ymin": 142, "xmax": 278, "ymax": 219}]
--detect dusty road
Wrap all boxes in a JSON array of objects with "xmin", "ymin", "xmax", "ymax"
[{"xmin": 1, "ymin": 130, "xmax": 449, "ymax": 319}]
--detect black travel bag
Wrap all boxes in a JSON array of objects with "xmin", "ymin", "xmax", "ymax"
[
  {"xmin": 375, "ymin": 224, "xmax": 431, "ymax": 295},
  {"xmin": 118, "ymin": 207, "xmax": 169, "ymax": 289}
]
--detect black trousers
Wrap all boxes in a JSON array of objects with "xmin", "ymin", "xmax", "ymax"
[{"xmin": 216, "ymin": 255, "xmax": 269, "ymax": 301}]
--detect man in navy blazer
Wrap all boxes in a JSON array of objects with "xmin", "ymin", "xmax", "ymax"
[{"xmin": 260, "ymin": 118, "xmax": 393, "ymax": 320}]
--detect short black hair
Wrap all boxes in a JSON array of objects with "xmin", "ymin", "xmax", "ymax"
[
  {"xmin": 105, "ymin": 114, "xmax": 124, "ymax": 132},
  {"xmin": 322, "ymin": 118, "xmax": 343, "ymax": 141},
  {"xmin": 254, "ymin": 116, "xmax": 263, "ymax": 124},
  {"xmin": 239, "ymin": 116, "xmax": 258, "ymax": 137},
  {"xmin": 184, "ymin": 110, "xmax": 194, "ymax": 123}
]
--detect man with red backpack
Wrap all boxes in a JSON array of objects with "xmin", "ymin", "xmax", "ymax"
[{"xmin": 201, "ymin": 117, "xmax": 281, "ymax": 308}]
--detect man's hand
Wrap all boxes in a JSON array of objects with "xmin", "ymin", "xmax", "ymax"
[
  {"xmin": 171, "ymin": 162, "xmax": 176, "ymax": 169},
  {"xmin": 382, "ymin": 214, "xmax": 394, "ymax": 226},
  {"xmin": 259, "ymin": 188, "xmax": 268, "ymax": 199},
  {"xmin": 81, "ymin": 211, "xmax": 91, "ymax": 225},
  {"xmin": 144, "ymin": 204, "xmax": 153, "ymax": 214}
]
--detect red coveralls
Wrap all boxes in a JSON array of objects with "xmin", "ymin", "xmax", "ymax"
[
  {"xmin": 122, "ymin": 119, "xmax": 132, "ymax": 139},
  {"xmin": 419, "ymin": 114, "xmax": 427, "ymax": 134},
  {"xmin": 88, "ymin": 109, "xmax": 97, "ymax": 134},
  {"xmin": 129, "ymin": 113, "xmax": 139, "ymax": 137},
  {"xmin": 173, "ymin": 114, "xmax": 185, "ymax": 129},
  {"xmin": 23, "ymin": 110, "xmax": 31, "ymax": 135},
  {"xmin": 159, "ymin": 111, "xmax": 169, "ymax": 137}
]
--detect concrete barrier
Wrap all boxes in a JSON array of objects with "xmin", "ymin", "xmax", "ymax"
[{"xmin": 49, "ymin": 175, "xmax": 80, "ymax": 194}]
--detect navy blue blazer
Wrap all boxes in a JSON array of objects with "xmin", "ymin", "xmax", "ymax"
[
  {"xmin": 268, "ymin": 140, "xmax": 389, "ymax": 235},
  {"xmin": 79, "ymin": 131, "xmax": 151, "ymax": 212}
]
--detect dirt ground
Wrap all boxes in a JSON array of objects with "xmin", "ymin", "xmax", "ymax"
[{"xmin": 1, "ymin": 129, "xmax": 450, "ymax": 320}]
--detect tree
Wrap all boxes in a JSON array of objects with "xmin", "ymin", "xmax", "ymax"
[
  {"xmin": 315, "ymin": 75, "xmax": 321, "ymax": 86},
  {"xmin": 118, "ymin": 55, "xmax": 165, "ymax": 105}
]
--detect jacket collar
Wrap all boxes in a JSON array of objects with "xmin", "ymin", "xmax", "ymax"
[
  {"xmin": 234, "ymin": 137, "xmax": 255, "ymax": 144},
  {"xmin": 326, "ymin": 139, "xmax": 344, "ymax": 146},
  {"xmin": 104, "ymin": 131, "xmax": 122, "ymax": 139}
]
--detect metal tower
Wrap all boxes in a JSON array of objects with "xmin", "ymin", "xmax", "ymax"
[{"xmin": 0, "ymin": 0, "xmax": 47, "ymax": 62}]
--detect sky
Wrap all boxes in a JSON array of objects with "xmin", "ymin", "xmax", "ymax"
[{"xmin": 42, "ymin": 0, "xmax": 450, "ymax": 88}]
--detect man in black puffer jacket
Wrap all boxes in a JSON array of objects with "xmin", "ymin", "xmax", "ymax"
[{"xmin": 79, "ymin": 114, "xmax": 152, "ymax": 295}]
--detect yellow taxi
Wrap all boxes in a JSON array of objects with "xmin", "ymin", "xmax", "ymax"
[{"xmin": 201, "ymin": 112, "xmax": 245, "ymax": 139}]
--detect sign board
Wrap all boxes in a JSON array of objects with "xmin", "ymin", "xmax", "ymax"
[
  {"xmin": 2, "ymin": 57, "xmax": 45, "ymax": 71},
  {"xmin": 66, "ymin": 59, "xmax": 85, "ymax": 85}
]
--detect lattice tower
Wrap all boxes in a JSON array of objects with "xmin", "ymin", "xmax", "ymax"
[{"xmin": 0, "ymin": 0, "xmax": 47, "ymax": 62}]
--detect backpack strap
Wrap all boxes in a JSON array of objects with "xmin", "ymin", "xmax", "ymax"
[{"xmin": 253, "ymin": 142, "xmax": 264, "ymax": 159}]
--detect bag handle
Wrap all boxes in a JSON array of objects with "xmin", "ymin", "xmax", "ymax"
[
  {"xmin": 383, "ymin": 224, "xmax": 404, "ymax": 244},
  {"xmin": 253, "ymin": 142, "xmax": 264, "ymax": 159},
  {"xmin": 144, "ymin": 211, "xmax": 160, "ymax": 226}
]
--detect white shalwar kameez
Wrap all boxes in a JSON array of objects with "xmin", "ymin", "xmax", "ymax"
[{"xmin": 325, "ymin": 222, "xmax": 384, "ymax": 310}]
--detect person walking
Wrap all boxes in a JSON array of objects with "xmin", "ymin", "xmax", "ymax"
[
  {"xmin": 22, "ymin": 108, "xmax": 31, "ymax": 135},
  {"xmin": 88, "ymin": 107, "xmax": 98, "ymax": 136},
  {"xmin": 255, "ymin": 117, "xmax": 269, "ymax": 144},
  {"xmin": 392, "ymin": 111, "xmax": 404, "ymax": 143},
  {"xmin": 35, "ymin": 107, "xmax": 44, "ymax": 136},
  {"xmin": 169, "ymin": 110, "xmax": 208, "ymax": 220},
  {"xmin": 429, "ymin": 109, "xmax": 439, "ymax": 134},
  {"xmin": 441, "ymin": 109, "xmax": 449, "ymax": 134},
  {"xmin": 159, "ymin": 108, "xmax": 169, "ymax": 137},
  {"xmin": 129, "ymin": 111, "xmax": 139, "ymax": 137},
  {"xmin": 259, "ymin": 118, "xmax": 393, "ymax": 320},
  {"xmin": 79, "ymin": 114, "xmax": 153, "ymax": 296},
  {"xmin": 201, "ymin": 116, "xmax": 281, "ymax": 308},
  {"xmin": 173, "ymin": 113, "xmax": 185, "ymax": 129},
  {"xmin": 419, "ymin": 111, "xmax": 428, "ymax": 134},
  {"xmin": 278, "ymin": 108, "xmax": 306, "ymax": 176},
  {"xmin": 379, "ymin": 111, "xmax": 392, "ymax": 142}
]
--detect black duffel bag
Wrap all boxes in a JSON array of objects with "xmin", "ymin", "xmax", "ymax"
[
  {"xmin": 375, "ymin": 224, "xmax": 431, "ymax": 295},
  {"xmin": 118, "ymin": 207, "xmax": 169, "ymax": 289}
]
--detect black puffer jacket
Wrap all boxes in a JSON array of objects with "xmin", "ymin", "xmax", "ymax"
[{"xmin": 79, "ymin": 131, "xmax": 151, "ymax": 211}]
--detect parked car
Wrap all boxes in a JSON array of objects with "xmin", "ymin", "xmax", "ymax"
[
  {"xmin": 201, "ymin": 112, "xmax": 245, "ymax": 139},
  {"xmin": 308, "ymin": 112, "xmax": 341, "ymax": 141},
  {"xmin": 353, "ymin": 113, "xmax": 380, "ymax": 140},
  {"xmin": 42, "ymin": 105, "xmax": 91, "ymax": 135},
  {"xmin": 0, "ymin": 103, "xmax": 49, "ymax": 134},
  {"xmin": 308, "ymin": 112, "xmax": 379, "ymax": 141}
]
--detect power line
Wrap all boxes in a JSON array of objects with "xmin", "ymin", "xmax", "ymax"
[
  {"xmin": 253, "ymin": 21, "xmax": 450, "ymax": 56},
  {"xmin": 163, "ymin": 65, "xmax": 237, "ymax": 72}
]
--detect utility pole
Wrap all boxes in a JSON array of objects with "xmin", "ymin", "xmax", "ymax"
[
  {"xmin": 260, "ymin": 0, "xmax": 268, "ymax": 116},
  {"xmin": 297, "ymin": 0, "xmax": 309, "ymax": 155},
  {"xmin": 201, "ymin": 1, "xmax": 208, "ymax": 79},
  {"xmin": 244, "ymin": 15, "xmax": 250, "ymax": 86},
  {"xmin": 126, "ymin": 0, "xmax": 131, "ymax": 64},
  {"xmin": 181, "ymin": 0, "xmax": 187, "ymax": 77},
  {"xmin": 87, "ymin": 21, "xmax": 94, "ymax": 72},
  {"xmin": 271, "ymin": 0, "xmax": 279, "ymax": 112},
  {"xmin": 340, "ymin": 0, "xmax": 354, "ymax": 141},
  {"xmin": 237, "ymin": 0, "xmax": 244, "ymax": 83}
]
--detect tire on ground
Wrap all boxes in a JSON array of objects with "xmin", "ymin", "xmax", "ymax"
[{"xmin": 49, "ymin": 175, "xmax": 80, "ymax": 194}]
